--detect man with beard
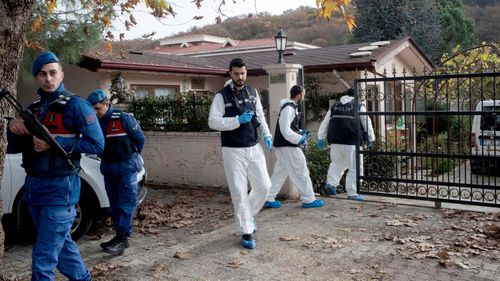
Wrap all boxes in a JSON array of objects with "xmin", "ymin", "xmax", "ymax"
[
  {"xmin": 264, "ymin": 85, "xmax": 324, "ymax": 209},
  {"xmin": 208, "ymin": 58, "xmax": 273, "ymax": 249}
]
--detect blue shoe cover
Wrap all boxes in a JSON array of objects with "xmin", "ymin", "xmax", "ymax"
[
  {"xmin": 302, "ymin": 199, "xmax": 325, "ymax": 208},
  {"xmin": 347, "ymin": 195, "xmax": 364, "ymax": 201},
  {"xmin": 324, "ymin": 184, "xmax": 337, "ymax": 195},
  {"xmin": 241, "ymin": 235, "xmax": 256, "ymax": 249},
  {"xmin": 264, "ymin": 200, "xmax": 282, "ymax": 208}
]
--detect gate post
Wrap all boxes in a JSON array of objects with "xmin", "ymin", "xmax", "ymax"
[{"xmin": 263, "ymin": 63, "xmax": 303, "ymax": 199}]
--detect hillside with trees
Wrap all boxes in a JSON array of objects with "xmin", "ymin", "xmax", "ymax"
[
  {"xmin": 165, "ymin": 1, "xmax": 497, "ymax": 63},
  {"xmin": 463, "ymin": 0, "xmax": 500, "ymax": 43},
  {"xmin": 171, "ymin": 6, "xmax": 354, "ymax": 47}
]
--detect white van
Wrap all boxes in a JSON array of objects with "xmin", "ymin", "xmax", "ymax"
[{"xmin": 470, "ymin": 100, "xmax": 500, "ymax": 175}]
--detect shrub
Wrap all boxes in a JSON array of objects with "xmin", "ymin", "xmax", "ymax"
[
  {"xmin": 131, "ymin": 92, "xmax": 213, "ymax": 132},
  {"xmin": 418, "ymin": 132, "xmax": 461, "ymax": 175}
]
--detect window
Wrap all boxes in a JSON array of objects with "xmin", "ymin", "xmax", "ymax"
[
  {"xmin": 131, "ymin": 84, "xmax": 180, "ymax": 99},
  {"xmin": 480, "ymin": 106, "xmax": 500, "ymax": 131},
  {"xmin": 191, "ymin": 78, "xmax": 205, "ymax": 89}
]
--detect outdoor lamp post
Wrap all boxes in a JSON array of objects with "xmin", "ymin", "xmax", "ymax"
[{"xmin": 274, "ymin": 29, "xmax": 288, "ymax": 64}]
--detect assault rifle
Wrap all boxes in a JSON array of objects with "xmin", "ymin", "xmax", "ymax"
[{"xmin": 0, "ymin": 89, "xmax": 74, "ymax": 167}]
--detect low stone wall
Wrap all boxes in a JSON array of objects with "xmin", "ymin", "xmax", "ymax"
[{"xmin": 142, "ymin": 131, "xmax": 228, "ymax": 189}]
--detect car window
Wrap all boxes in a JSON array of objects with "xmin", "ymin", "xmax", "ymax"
[{"xmin": 480, "ymin": 106, "xmax": 500, "ymax": 131}]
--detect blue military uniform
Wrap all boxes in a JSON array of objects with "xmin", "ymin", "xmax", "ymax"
[
  {"xmin": 8, "ymin": 64, "xmax": 104, "ymax": 280},
  {"xmin": 98, "ymin": 105, "xmax": 145, "ymax": 236},
  {"xmin": 87, "ymin": 89, "xmax": 145, "ymax": 255}
]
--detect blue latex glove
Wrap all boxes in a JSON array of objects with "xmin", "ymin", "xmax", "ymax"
[
  {"xmin": 300, "ymin": 129, "xmax": 310, "ymax": 137},
  {"xmin": 316, "ymin": 139, "xmax": 326, "ymax": 151},
  {"xmin": 238, "ymin": 110, "xmax": 254, "ymax": 124},
  {"xmin": 298, "ymin": 136, "xmax": 306, "ymax": 145},
  {"xmin": 264, "ymin": 136, "xmax": 273, "ymax": 151},
  {"xmin": 367, "ymin": 141, "xmax": 374, "ymax": 150}
]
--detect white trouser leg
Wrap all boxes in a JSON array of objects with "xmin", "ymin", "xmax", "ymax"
[
  {"xmin": 345, "ymin": 146, "xmax": 362, "ymax": 196},
  {"xmin": 222, "ymin": 147, "xmax": 254, "ymax": 235},
  {"xmin": 327, "ymin": 144, "xmax": 349, "ymax": 186},
  {"xmin": 247, "ymin": 145, "xmax": 272, "ymax": 224},
  {"xmin": 280, "ymin": 147, "xmax": 316, "ymax": 203},
  {"xmin": 268, "ymin": 150, "xmax": 287, "ymax": 201}
]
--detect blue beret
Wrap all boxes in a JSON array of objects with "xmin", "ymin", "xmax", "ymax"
[
  {"xmin": 32, "ymin": 51, "xmax": 60, "ymax": 76},
  {"xmin": 87, "ymin": 89, "xmax": 108, "ymax": 105}
]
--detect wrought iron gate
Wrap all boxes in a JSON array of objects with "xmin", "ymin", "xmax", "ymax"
[{"xmin": 355, "ymin": 72, "xmax": 500, "ymax": 207}]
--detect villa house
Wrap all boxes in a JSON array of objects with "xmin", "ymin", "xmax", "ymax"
[{"xmin": 16, "ymin": 34, "xmax": 434, "ymax": 188}]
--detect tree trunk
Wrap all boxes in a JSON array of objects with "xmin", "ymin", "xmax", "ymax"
[{"xmin": 0, "ymin": 0, "xmax": 35, "ymax": 262}]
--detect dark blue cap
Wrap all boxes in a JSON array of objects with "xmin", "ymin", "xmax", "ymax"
[
  {"xmin": 32, "ymin": 51, "xmax": 60, "ymax": 76},
  {"xmin": 87, "ymin": 89, "xmax": 108, "ymax": 105}
]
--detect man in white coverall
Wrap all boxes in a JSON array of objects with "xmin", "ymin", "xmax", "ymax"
[
  {"xmin": 316, "ymin": 88, "xmax": 375, "ymax": 201},
  {"xmin": 264, "ymin": 85, "xmax": 324, "ymax": 209},
  {"xmin": 208, "ymin": 58, "xmax": 273, "ymax": 249}
]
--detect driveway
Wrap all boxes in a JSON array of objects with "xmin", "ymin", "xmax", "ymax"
[{"xmin": 1, "ymin": 187, "xmax": 500, "ymax": 281}]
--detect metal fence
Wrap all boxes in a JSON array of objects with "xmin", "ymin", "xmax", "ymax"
[{"xmin": 355, "ymin": 71, "xmax": 500, "ymax": 207}]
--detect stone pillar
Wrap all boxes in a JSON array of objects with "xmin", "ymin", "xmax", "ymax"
[{"xmin": 263, "ymin": 63, "xmax": 303, "ymax": 200}]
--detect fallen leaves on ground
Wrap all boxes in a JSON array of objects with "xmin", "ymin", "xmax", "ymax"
[
  {"xmin": 386, "ymin": 219, "xmax": 419, "ymax": 227},
  {"xmin": 390, "ymin": 209, "xmax": 500, "ymax": 269},
  {"xmin": 132, "ymin": 189, "xmax": 233, "ymax": 234},
  {"xmin": 150, "ymin": 261, "xmax": 169, "ymax": 274},
  {"xmin": 91, "ymin": 263, "xmax": 130, "ymax": 280}
]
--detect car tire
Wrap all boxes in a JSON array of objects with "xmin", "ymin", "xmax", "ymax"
[{"xmin": 10, "ymin": 182, "xmax": 98, "ymax": 242}]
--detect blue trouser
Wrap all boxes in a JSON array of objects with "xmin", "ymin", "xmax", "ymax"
[
  {"xmin": 104, "ymin": 171, "xmax": 138, "ymax": 235},
  {"xmin": 28, "ymin": 204, "xmax": 91, "ymax": 281}
]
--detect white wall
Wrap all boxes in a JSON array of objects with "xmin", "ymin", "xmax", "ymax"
[{"xmin": 142, "ymin": 131, "xmax": 228, "ymax": 188}]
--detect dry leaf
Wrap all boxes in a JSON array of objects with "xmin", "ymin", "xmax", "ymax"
[
  {"xmin": 279, "ymin": 236, "xmax": 300, "ymax": 241},
  {"xmin": 227, "ymin": 259, "xmax": 245, "ymax": 268},
  {"xmin": 173, "ymin": 251, "xmax": 192, "ymax": 260}
]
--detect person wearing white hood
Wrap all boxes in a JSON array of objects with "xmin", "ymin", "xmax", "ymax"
[
  {"xmin": 316, "ymin": 88, "xmax": 375, "ymax": 201},
  {"xmin": 208, "ymin": 58, "xmax": 273, "ymax": 249},
  {"xmin": 264, "ymin": 85, "xmax": 324, "ymax": 209}
]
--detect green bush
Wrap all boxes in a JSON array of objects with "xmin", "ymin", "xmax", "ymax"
[
  {"xmin": 418, "ymin": 132, "xmax": 461, "ymax": 175},
  {"xmin": 364, "ymin": 139, "xmax": 397, "ymax": 176},
  {"xmin": 131, "ymin": 92, "xmax": 213, "ymax": 132}
]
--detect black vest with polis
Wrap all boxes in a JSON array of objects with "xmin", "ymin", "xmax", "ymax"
[
  {"xmin": 327, "ymin": 99, "xmax": 364, "ymax": 145},
  {"xmin": 22, "ymin": 92, "xmax": 81, "ymax": 177},
  {"xmin": 100, "ymin": 109, "xmax": 136, "ymax": 163},
  {"xmin": 273, "ymin": 102, "xmax": 301, "ymax": 147},
  {"xmin": 219, "ymin": 84, "xmax": 260, "ymax": 148}
]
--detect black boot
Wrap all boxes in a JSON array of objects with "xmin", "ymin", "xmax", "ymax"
[
  {"xmin": 103, "ymin": 231, "xmax": 129, "ymax": 256},
  {"xmin": 100, "ymin": 231, "xmax": 130, "ymax": 249}
]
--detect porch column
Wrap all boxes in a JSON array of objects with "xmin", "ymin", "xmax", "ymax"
[{"xmin": 263, "ymin": 63, "xmax": 303, "ymax": 200}]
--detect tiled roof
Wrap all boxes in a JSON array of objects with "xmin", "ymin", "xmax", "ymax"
[
  {"xmin": 202, "ymin": 37, "xmax": 428, "ymax": 73},
  {"xmin": 80, "ymin": 50, "xmax": 227, "ymax": 74},
  {"xmin": 80, "ymin": 36, "xmax": 433, "ymax": 75},
  {"xmin": 151, "ymin": 38, "xmax": 276, "ymax": 55}
]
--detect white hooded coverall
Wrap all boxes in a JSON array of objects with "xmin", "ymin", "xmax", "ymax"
[
  {"xmin": 208, "ymin": 83, "xmax": 272, "ymax": 235},
  {"xmin": 267, "ymin": 98, "xmax": 317, "ymax": 203},
  {"xmin": 317, "ymin": 95, "xmax": 375, "ymax": 196}
]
